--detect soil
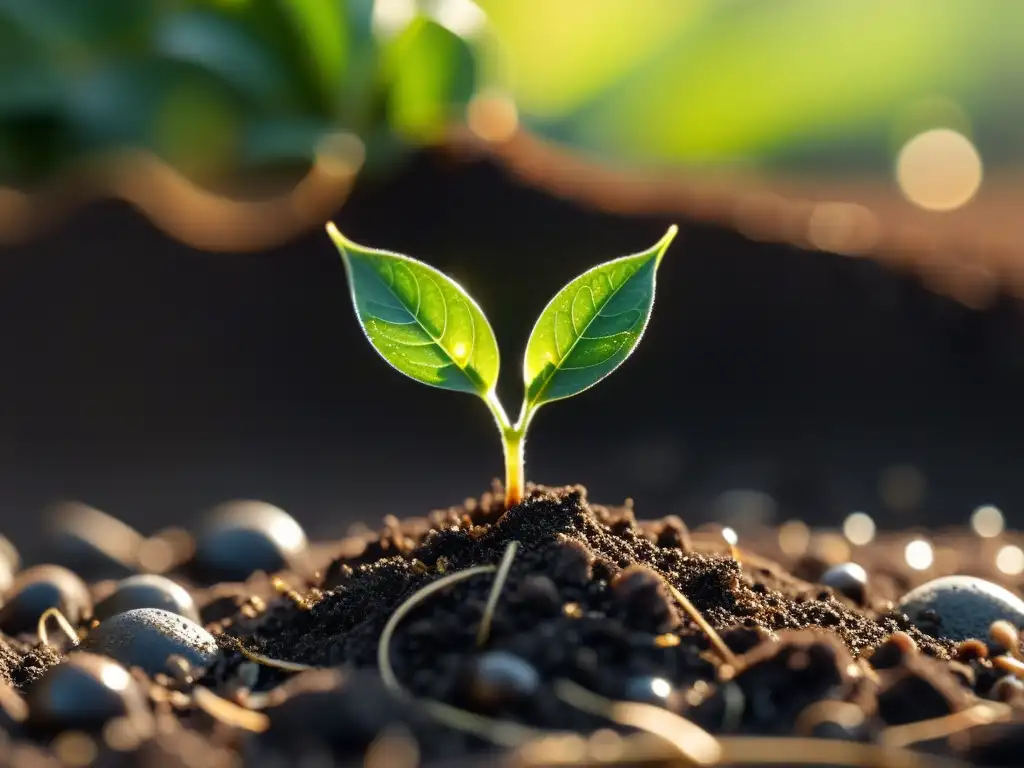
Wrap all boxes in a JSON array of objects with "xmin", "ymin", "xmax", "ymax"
[{"xmin": 3, "ymin": 484, "xmax": 1024, "ymax": 767}]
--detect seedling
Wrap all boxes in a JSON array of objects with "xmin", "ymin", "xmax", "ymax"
[{"xmin": 326, "ymin": 222, "xmax": 678, "ymax": 508}]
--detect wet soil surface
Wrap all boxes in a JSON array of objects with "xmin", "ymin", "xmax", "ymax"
[{"xmin": 3, "ymin": 485, "xmax": 1024, "ymax": 766}]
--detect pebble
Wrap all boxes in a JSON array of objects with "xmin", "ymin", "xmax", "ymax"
[
  {"xmin": 47, "ymin": 502, "xmax": 141, "ymax": 580},
  {"xmin": 26, "ymin": 653, "xmax": 147, "ymax": 731},
  {"xmin": 94, "ymin": 574, "xmax": 201, "ymax": 624},
  {"xmin": 623, "ymin": 675, "xmax": 673, "ymax": 705},
  {"xmin": 80, "ymin": 608, "xmax": 219, "ymax": 676},
  {"xmin": 898, "ymin": 575, "xmax": 1024, "ymax": 642},
  {"xmin": 465, "ymin": 651, "xmax": 540, "ymax": 711},
  {"xmin": 0, "ymin": 532, "xmax": 19, "ymax": 574},
  {"xmin": 193, "ymin": 501, "xmax": 308, "ymax": 582},
  {"xmin": 820, "ymin": 562, "xmax": 868, "ymax": 604},
  {"xmin": 0, "ymin": 559, "xmax": 11, "ymax": 597},
  {"xmin": 0, "ymin": 535, "xmax": 14, "ymax": 607},
  {"xmin": 0, "ymin": 564, "xmax": 92, "ymax": 637},
  {"xmin": 990, "ymin": 675, "xmax": 1024, "ymax": 703}
]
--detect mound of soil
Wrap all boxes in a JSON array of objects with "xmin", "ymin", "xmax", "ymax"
[{"xmin": 2, "ymin": 485, "xmax": 1024, "ymax": 767}]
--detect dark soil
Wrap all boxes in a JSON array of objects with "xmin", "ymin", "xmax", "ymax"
[{"xmin": 3, "ymin": 484, "xmax": 1024, "ymax": 767}]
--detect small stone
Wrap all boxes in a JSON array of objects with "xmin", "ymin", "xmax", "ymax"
[
  {"xmin": 80, "ymin": 608, "xmax": 218, "ymax": 676},
  {"xmin": 93, "ymin": 575, "xmax": 200, "ymax": 624},
  {"xmin": 193, "ymin": 501, "xmax": 308, "ymax": 582},
  {"xmin": 820, "ymin": 562, "xmax": 868, "ymax": 604},
  {"xmin": 610, "ymin": 565, "xmax": 676, "ymax": 632},
  {"xmin": 0, "ymin": 533, "xmax": 19, "ymax": 573},
  {"xmin": 26, "ymin": 653, "xmax": 148, "ymax": 732},
  {"xmin": 867, "ymin": 632, "xmax": 918, "ymax": 670},
  {"xmin": 990, "ymin": 675, "xmax": 1024, "ymax": 703},
  {"xmin": 0, "ymin": 565, "xmax": 92, "ymax": 637},
  {"xmin": 0, "ymin": 560, "xmax": 11, "ymax": 598},
  {"xmin": 0, "ymin": 535, "xmax": 18, "ymax": 595},
  {"xmin": 656, "ymin": 516, "xmax": 692, "ymax": 551},
  {"xmin": 623, "ymin": 676, "xmax": 673, "ymax": 705},
  {"xmin": 898, "ymin": 576, "xmax": 1024, "ymax": 642},
  {"xmin": 990, "ymin": 620, "xmax": 1020, "ymax": 656},
  {"xmin": 954, "ymin": 639, "xmax": 989, "ymax": 663},
  {"xmin": 464, "ymin": 651, "xmax": 540, "ymax": 712},
  {"xmin": 47, "ymin": 502, "xmax": 141, "ymax": 580}
]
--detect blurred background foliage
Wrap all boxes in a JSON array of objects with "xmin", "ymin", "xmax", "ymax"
[
  {"xmin": 0, "ymin": 0, "xmax": 1020, "ymax": 189},
  {"xmin": 0, "ymin": 0, "xmax": 476, "ymax": 185},
  {"xmin": 481, "ymin": 0, "xmax": 1024, "ymax": 172}
]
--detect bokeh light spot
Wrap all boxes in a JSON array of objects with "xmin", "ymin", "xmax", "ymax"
[
  {"xmin": 467, "ymin": 91, "xmax": 519, "ymax": 144},
  {"xmin": 996, "ymin": 545, "xmax": 1024, "ymax": 576},
  {"xmin": 372, "ymin": 0, "xmax": 417, "ymax": 37},
  {"xmin": 971, "ymin": 505, "xmax": 1005, "ymax": 539},
  {"xmin": 896, "ymin": 128, "xmax": 982, "ymax": 212},
  {"xmin": 843, "ymin": 512, "xmax": 876, "ymax": 546},
  {"xmin": 904, "ymin": 539, "xmax": 934, "ymax": 571},
  {"xmin": 778, "ymin": 520, "xmax": 811, "ymax": 557},
  {"xmin": 806, "ymin": 202, "xmax": 879, "ymax": 256}
]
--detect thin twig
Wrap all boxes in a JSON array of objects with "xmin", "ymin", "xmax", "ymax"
[
  {"xmin": 663, "ymin": 582, "xmax": 741, "ymax": 669},
  {"xmin": 993, "ymin": 653, "xmax": 1024, "ymax": 679},
  {"xmin": 719, "ymin": 736, "xmax": 972, "ymax": 767},
  {"xmin": 880, "ymin": 701, "xmax": 1012, "ymax": 748},
  {"xmin": 477, "ymin": 541, "xmax": 519, "ymax": 647},
  {"xmin": 191, "ymin": 686, "xmax": 270, "ymax": 733},
  {"xmin": 375, "ymin": 559, "xmax": 554, "ymax": 749},
  {"xmin": 378, "ymin": 564, "xmax": 497, "ymax": 696},
  {"xmin": 553, "ymin": 678, "xmax": 721, "ymax": 766},
  {"xmin": 235, "ymin": 644, "xmax": 317, "ymax": 673},
  {"xmin": 36, "ymin": 607, "xmax": 79, "ymax": 649}
]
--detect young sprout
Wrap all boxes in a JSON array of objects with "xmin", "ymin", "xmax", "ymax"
[{"xmin": 327, "ymin": 223, "xmax": 678, "ymax": 508}]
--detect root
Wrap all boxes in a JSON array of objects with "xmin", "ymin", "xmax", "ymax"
[
  {"xmin": 992, "ymin": 653, "xmax": 1024, "ymax": 678},
  {"xmin": 36, "ymin": 607, "xmax": 79, "ymax": 649},
  {"xmin": 377, "ymin": 558, "xmax": 551, "ymax": 748},
  {"xmin": 718, "ymin": 736, "xmax": 971, "ymax": 767},
  {"xmin": 553, "ymin": 678, "xmax": 720, "ymax": 766},
  {"xmin": 377, "ymin": 563, "xmax": 497, "ymax": 696},
  {"xmin": 235, "ymin": 644, "xmax": 317, "ymax": 673},
  {"xmin": 880, "ymin": 701, "xmax": 1012, "ymax": 748},
  {"xmin": 191, "ymin": 686, "xmax": 269, "ymax": 733},
  {"xmin": 663, "ymin": 582, "xmax": 741, "ymax": 670},
  {"xmin": 477, "ymin": 541, "xmax": 519, "ymax": 647}
]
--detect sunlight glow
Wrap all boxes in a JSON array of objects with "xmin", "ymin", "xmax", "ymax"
[
  {"xmin": 843, "ymin": 512, "xmax": 876, "ymax": 546},
  {"xmin": 372, "ymin": 0, "xmax": 416, "ymax": 38},
  {"xmin": 425, "ymin": 0, "xmax": 487, "ymax": 38},
  {"xmin": 896, "ymin": 128, "xmax": 982, "ymax": 212},
  {"xmin": 971, "ymin": 505, "xmax": 1005, "ymax": 538},
  {"xmin": 777, "ymin": 520, "xmax": 810, "ymax": 557},
  {"xmin": 467, "ymin": 91, "xmax": 520, "ymax": 143},
  {"xmin": 904, "ymin": 539, "xmax": 934, "ymax": 571},
  {"xmin": 996, "ymin": 545, "xmax": 1024, "ymax": 576}
]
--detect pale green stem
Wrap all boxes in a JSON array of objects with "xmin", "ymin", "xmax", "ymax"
[
  {"xmin": 501, "ymin": 429, "xmax": 525, "ymax": 507},
  {"xmin": 482, "ymin": 391, "xmax": 536, "ymax": 508}
]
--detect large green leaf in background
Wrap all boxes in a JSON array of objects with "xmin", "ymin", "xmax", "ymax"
[
  {"xmin": 478, "ymin": 0, "xmax": 1024, "ymax": 171},
  {"xmin": 0, "ymin": 0, "xmax": 477, "ymax": 184},
  {"xmin": 2, "ymin": 0, "xmax": 1022, "ymax": 188},
  {"xmin": 384, "ymin": 17, "xmax": 476, "ymax": 144}
]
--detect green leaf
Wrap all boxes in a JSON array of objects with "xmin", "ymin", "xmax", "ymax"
[
  {"xmin": 328, "ymin": 223, "xmax": 499, "ymax": 396},
  {"xmin": 523, "ymin": 226, "xmax": 677, "ymax": 409},
  {"xmin": 384, "ymin": 17, "xmax": 476, "ymax": 143}
]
